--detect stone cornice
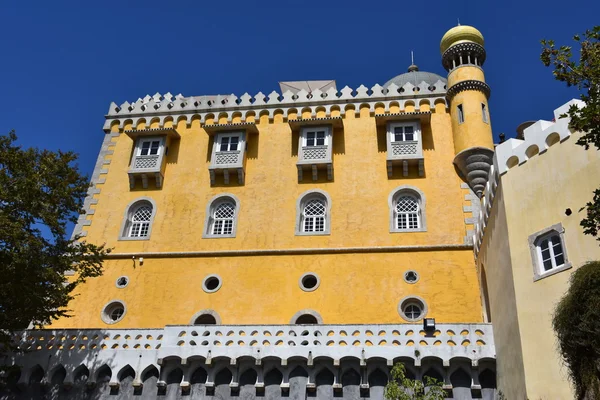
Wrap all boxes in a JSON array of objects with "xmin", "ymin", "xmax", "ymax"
[
  {"xmin": 105, "ymin": 244, "xmax": 473, "ymax": 259},
  {"xmin": 103, "ymin": 80, "xmax": 449, "ymax": 132},
  {"xmin": 446, "ymin": 80, "xmax": 491, "ymax": 101}
]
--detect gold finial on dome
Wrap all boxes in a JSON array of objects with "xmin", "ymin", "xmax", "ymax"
[{"xmin": 440, "ymin": 25, "xmax": 484, "ymax": 54}]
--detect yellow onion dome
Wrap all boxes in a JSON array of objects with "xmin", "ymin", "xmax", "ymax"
[{"xmin": 440, "ymin": 25, "xmax": 484, "ymax": 54}]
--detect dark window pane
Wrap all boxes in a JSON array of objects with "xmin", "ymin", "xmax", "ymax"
[
  {"xmin": 405, "ymin": 126, "xmax": 414, "ymax": 133},
  {"xmin": 405, "ymin": 132, "xmax": 414, "ymax": 141},
  {"xmin": 543, "ymin": 259, "xmax": 553, "ymax": 271},
  {"xmin": 220, "ymin": 137, "xmax": 229, "ymax": 151},
  {"xmin": 229, "ymin": 137, "xmax": 239, "ymax": 151},
  {"xmin": 555, "ymin": 254, "xmax": 565, "ymax": 266}
]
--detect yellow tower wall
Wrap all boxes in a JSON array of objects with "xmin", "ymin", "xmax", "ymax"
[{"xmin": 449, "ymin": 89, "xmax": 494, "ymax": 154}]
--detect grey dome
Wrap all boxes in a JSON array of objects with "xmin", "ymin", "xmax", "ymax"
[{"xmin": 384, "ymin": 65, "xmax": 447, "ymax": 88}]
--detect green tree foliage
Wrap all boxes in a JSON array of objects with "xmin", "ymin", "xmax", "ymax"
[
  {"xmin": 553, "ymin": 261, "xmax": 600, "ymax": 400},
  {"xmin": 541, "ymin": 26, "xmax": 600, "ymax": 241},
  {"xmin": 0, "ymin": 131, "xmax": 109, "ymax": 346},
  {"xmin": 384, "ymin": 363, "xmax": 445, "ymax": 400}
]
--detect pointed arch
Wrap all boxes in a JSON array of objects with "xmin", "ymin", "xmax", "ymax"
[
  {"xmin": 73, "ymin": 365, "xmax": 90, "ymax": 384},
  {"xmin": 118, "ymin": 365, "xmax": 136, "ymax": 382},
  {"xmin": 190, "ymin": 367, "xmax": 208, "ymax": 384},
  {"xmin": 96, "ymin": 364, "xmax": 112, "ymax": 383},
  {"xmin": 264, "ymin": 368, "xmax": 283, "ymax": 386},
  {"xmin": 167, "ymin": 368, "xmax": 183, "ymax": 384},
  {"xmin": 50, "ymin": 365, "xmax": 66, "ymax": 385}
]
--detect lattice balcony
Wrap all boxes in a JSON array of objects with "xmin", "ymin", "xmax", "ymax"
[{"xmin": 125, "ymin": 128, "xmax": 180, "ymax": 190}]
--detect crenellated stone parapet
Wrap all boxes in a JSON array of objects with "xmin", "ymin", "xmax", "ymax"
[
  {"xmin": 473, "ymin": 99, "xmax": 584, "ymax": 254},
  {"xmin": 102, "ymin": 80, "xmax": 449, "ymax": 132}
]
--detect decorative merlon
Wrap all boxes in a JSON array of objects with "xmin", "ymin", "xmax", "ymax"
[
  {"xmin": 473, "ymin": 99, "xmax": 584, "ymax": 254},
  {"xmin": 103, "ymin": 80, "xmax": 449, "ymax": 132}
]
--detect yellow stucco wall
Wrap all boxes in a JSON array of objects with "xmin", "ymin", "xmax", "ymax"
[
  {"xmin": 52, "ymin": 108, "xmax": 484, "ymax": 329},
  {"xmin": 479, "ymin": 132, "xmax": 600, "ymax": 399},
  {"xmin": 55, "ymin": 250, "xmax": 481, "ymax": 329}
]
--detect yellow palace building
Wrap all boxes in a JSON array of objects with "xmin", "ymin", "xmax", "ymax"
[{"xmin": 4, "ymin": 25, "xmax": 509, "ymax": 400}]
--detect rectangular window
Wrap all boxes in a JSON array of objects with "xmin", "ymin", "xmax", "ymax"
[
  {"xmin": 139, "ymin": 139, "xmax": 161, "ymax": 156},
  {"xmin": 305, "ymin": 131, "xmax": 326, "ymax": 147},
  {"xmin": 457, "ymin": 104, "xmax": 464, "ymax": 124},
  {"xmin": 391, "ymin": 124, "xmax": 417, "ymax": 142},
  {"xmin": 219, "ymin": 135, "xmax": 240, "ymax": 152},
  {"xmin": 482, "ymin": 103, "xmax": 489, "ymax": 123}
]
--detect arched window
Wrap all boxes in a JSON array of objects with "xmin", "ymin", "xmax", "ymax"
[
  {"xmin": 389, "ymin": 186, "xmax": 426, "ymax": 232},
  {"xmin": 119, "ymin": 198, "xmax": 156, "ymax": 240},
  {"xmin": 296, "ymin": 190, "xmax": 331, "ymax": 235},
  {"xmin": 528, "ymin": 223, "xmax": 571, "ymax": 281},
  {"xmin": 395, "ymin": 195, "xmax": 420, "ymax": 230},
  {"xmin": 303, "ymin": 198, "xmax": 326, "ymax": 232},
  {"xmin": 203, "ymin": 194, "xmax": 240, "ymax": 238}
]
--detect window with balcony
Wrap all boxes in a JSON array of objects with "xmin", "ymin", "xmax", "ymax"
[
  {"xmin": 528, "ymin": 223, "xmax": 571, "ymax": 281},
  {"xmin": 207, "ymin": 126, "xmax": 255, "ymax": 186},
  {"xmin": 295, "ymin": 190, "xmax": 331, "ymax": 236},
  {"xmin": 126, "ymin": 128, "xmax": 180, "ymax": 190},
  {"xmin": 203, "ymin": 194, "xmax": 240, "ymax": 238},
  {"xmin": 389, "ymin": 186, "xmax": 426, "ymax": 232},
  {"xmin": 295, "ymin": 124, "xmax": 335, "ymax": 181},
  {"xmin": 384, "ymin": 121, "xmax": 424, "ymax": 178},
  {"xmin": 119, "ymin": 198, "xmax": 157, "ymax": 240}
]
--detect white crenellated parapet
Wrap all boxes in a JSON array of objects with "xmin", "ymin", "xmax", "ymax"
[
  {"xmin": 494, "ymin": 99, "xmax": 584, "ymax": 176},
  {"xmin": 473, "ymin": 99, "xmax": 583, "ymax": 255},
  {"xmin": 102, "ymin": 80, "xmax": 449, "ymax": 132},
  {"xmin": 7, "ymin": 323, "xmax": 494, "ymax": 387}
]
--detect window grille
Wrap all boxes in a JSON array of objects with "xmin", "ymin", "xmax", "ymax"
[
  {"xmin": 395, "ymin": 195, "xmax": 420, "ymax": 230},
  {"xmin": 403, "ymin": 303, "xmax": 422, "ymax": 320},
  {"xmin": 537, "ymin": 233, "xmax": 565, "ymax": 272},
  {"xmin": 128, "ymin": 204, "xmax": 153, "ymax": 237},
  {"xmin": 303, "ymin": 199, "xmax": 326, "ymax": 233},
  {"xmin": 211, "ymin": 202, "xmax": 236, "ymax": 235}
]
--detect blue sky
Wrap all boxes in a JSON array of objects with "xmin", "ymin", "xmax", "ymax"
[{"xmin": 2, "ymin": 0, "xmax": 599, "ymax": 181}]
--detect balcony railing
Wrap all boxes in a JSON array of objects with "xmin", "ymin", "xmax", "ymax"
[
  {"xmin": 213, "ymin": 150, "xmax": 241, "ymax": 166},
  {"xmin": 390, "ymin": 141, "xmax": 419, "ymax": 157},
  {"xmin": 9, "ymin": 323, "xmax": 495, "ymax": 386},
  {"xmin": 301, "ymin": 145, "xmax": 329, "ymax": 162},
  {"xmin": 132, "ymin": 154, "xmax": 160, "ymax": 170}
]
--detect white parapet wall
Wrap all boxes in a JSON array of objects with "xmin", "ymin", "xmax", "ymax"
[
  {"xmin": 6, "ymin": 323, "xmax": 495, "ymax": 389},
  {"xmin": 474, "ymin": 99, "xmax": 584, "ymax": 252}
]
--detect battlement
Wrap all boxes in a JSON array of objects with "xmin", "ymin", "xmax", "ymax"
[
  {"xmin": 473, "ymin": 99, "xmax": 584, "ymax": 253},
  {"xmin": 103, "ymin": 80, "xmax": 449, "ymax": 132}
]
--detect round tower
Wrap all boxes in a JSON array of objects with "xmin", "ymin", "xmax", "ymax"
[{"xmin": 441, "ymin": 25, "xmax": 494, "ymax": 197}]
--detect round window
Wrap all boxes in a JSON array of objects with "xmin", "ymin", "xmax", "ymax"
[
  {"xmin": 398, "ymin": 297, "xmax": 427, "ymax": 322},
  {"xmin": 299, "ymin": 273, "xmax": 320, "ymax": 292},
  {"xmin": 404, "ymin": 271, "xmax": 419, "ymax": 284},
  {"xmin": 101, "ymin": 301, "xmax": 126, "ymax": 324},
  {"xmin": 202, "ymin": 275, "xmax": 222, "ymax": 293},
  {"xmin": 116, "ymin": 276, "xmax": 129, "ymax": 288}
]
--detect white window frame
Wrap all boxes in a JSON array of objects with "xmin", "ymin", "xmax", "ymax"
[
  {"xmin": 216, "ymin": 133, "xmax": 243, "ymax": 153},
  {"xmin": 528, "ymin": 223, "xmax": 571, "ymax": 281},
  {"xmin": 203, "ymin": 194, "xmax": 240, "ymax": 239},
  {"xmin": 457, "ymin": 104, "xmax": 464, "ymax": 124},
  {"xmin": 301, "ymin": 127, "xmax": 330, "ymax": 147},
  {"xmin": 118, "ymin": 197, "xmax": 157, "ymax": 241},
  {"xmin": 389, "ymin": 121, "xmax": 419, "ymax": 143},
  {"xmin": 388, "ymin": 186, "xmax": 427, "ymax": 233},
  {"xmin": 137, "ymin": 138, "xmax": 163, "ymax": 156},
  {"xmin": 295, "ymin": 189, "xmax": 332, "ymax": 236}
]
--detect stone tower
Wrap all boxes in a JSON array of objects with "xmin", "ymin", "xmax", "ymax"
[{"xmin": 441, "ymin": 25, "xmax": 494, "ymax": 197}]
